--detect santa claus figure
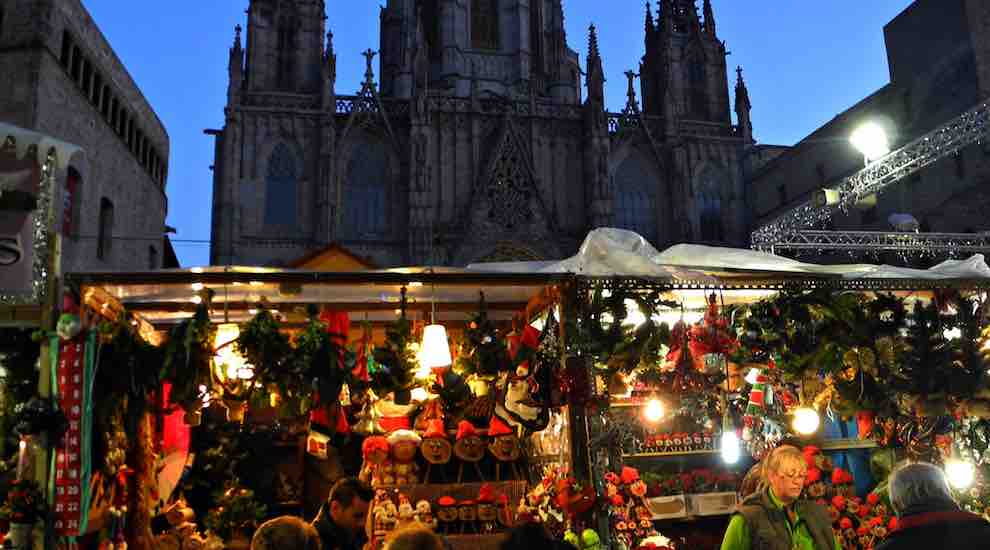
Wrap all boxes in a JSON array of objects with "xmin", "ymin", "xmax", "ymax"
[{"xmin": 387, "ymin": 430, "xmax": 422, "ymax": 485}]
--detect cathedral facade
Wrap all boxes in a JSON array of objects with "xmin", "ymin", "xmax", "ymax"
[{"xmin": 208, "ymin": 0, "xmax": 754, "ymax": 267}]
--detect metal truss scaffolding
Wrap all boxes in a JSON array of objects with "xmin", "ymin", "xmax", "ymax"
[{"xmin": 752, "ymin": 98, "xmax": 990, "ymax": 255}]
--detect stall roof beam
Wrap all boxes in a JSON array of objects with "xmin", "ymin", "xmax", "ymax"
[
  {"xmin": 67, "ymin": 270, "xmax": 572, "ymax": 287},
  {"xmin": 752, "ymin": 97, "xmax": 990, "ymax": 250},
  {"xmin": 122, "ymin": 301, "xmax": 530, "ymax": 314}
]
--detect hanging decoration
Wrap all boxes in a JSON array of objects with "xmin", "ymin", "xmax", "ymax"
[{"xmin": 162, "ymin": 300, "xmax": 216, "ymax": 426}]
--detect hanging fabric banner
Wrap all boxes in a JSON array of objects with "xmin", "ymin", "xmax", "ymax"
[{"xmin": 49, "ymin": 330, "xmax": 95, "ymax": 538}]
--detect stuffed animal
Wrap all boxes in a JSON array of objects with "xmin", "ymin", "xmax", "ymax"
[
  {"xmin": 360, "ymin": 436, "xmax": 393, "ymax": 487},
  {"xmin": 387, "ymin": 430, "xmax": 422, "ymax": 485}
]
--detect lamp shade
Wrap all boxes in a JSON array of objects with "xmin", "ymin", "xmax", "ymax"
[{"xmin": 420, "ymin": 324, "xmax": 453, "ymax": 369}]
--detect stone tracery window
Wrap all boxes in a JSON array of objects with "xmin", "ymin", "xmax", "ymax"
[
  {"xmin": 614, "ymin": 154, "xmax": 657, "ymax": 242},
  {"xmin": 342, "ymin": 143, "xmax": 388, "ymax": 239},
  {"xmin": 486, "ymin": 136, "xmax": 533, "ymax": 231},
  {"xmin": 264, "ymin": 143, "xmax": 298, "ymax": 226},
  {"xmin": 687, "ymin": 52, "xmax": 708, "ymax": 119},
  {"xmin": 471, "ymin": 0, "xmax": 500, "ymax": 50},
  {"xmin": 697, "ymin": 169, "xmax": 724, "ymax": 242},
  {"xmin": 276, "ymin": 15, "xmax": 298, "ymax": 90}
]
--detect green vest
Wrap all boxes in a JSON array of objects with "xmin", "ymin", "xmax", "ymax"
[{"xmin": 736, "ymin": 488, "xmax": 835, "ymax": 550}]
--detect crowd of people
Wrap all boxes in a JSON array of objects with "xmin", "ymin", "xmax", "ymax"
[{"xmin": 245, "ymin": 449, "xmax": 990, "ymax": 550}]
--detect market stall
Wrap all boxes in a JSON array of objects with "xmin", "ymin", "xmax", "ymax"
[{"xmin": 4, "ymin": 229, "xmax": 990, "ymax": 550}]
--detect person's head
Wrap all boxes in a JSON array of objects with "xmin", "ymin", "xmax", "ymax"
[
  {"xmin": 763, "ymin": 445, "xmax": 808, "ymax": 504},
  {"xmin": 250, "ymin": 516, "xmax": 322, "ymax": 550},
  {"xmin": 383, "ymin": 526, "xmax": 444, "ymax": 550},
  {"xmin": 328, "ymin": 477, "xmax": 373, "ymax": 535},
  {"xmin": 888, "ymin": 462, "xmax": 956, "ymax": 516},
  {"xmin": 499, "ymin": 522, "xmax": 555, "ymax": 550}
]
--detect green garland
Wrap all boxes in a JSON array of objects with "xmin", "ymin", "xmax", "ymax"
[{"xmin": 162, "ymin": 302, "xmax": 216, "ymax": 414}]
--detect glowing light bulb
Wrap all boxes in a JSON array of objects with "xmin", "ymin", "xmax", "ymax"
[
  {"xmin": 792, "ymin": 407, "xmax": 821, "ymax": 436},
  {"xmin": 850, "ymin": 122, "xmax": 890, "ymax": 162},
  {"xmin": 191, "ymin": 283, "xmax": 204, "ymax": 291},
  {"xmin": 644, "ymin": 398, "xmax": 665, "ymax": 423},
  {"xmin": 945, "ymin": 458, "xmax": 975, "ymax": 489},
  {"xmin": 721, "ymin": 431, "xmax": 741, "ymax": 464}
]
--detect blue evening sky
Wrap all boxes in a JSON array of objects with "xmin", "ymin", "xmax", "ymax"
[{"xmin": 82, "ymin": 0, "xmax": 913, "ymax": 267}]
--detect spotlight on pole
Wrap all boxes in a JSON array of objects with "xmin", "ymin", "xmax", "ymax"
[{"xmin": 850, "ymin": 122, "xmax": 890, "ymax": 163}]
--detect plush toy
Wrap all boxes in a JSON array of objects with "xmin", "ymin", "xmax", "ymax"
[
  {"xmin": 387, "ymin": 430, "xmax": 422, "ymax": 485},
  {"xmin": 414, "ymin": 500, "xmax": 437, "ymax": 530},
  {"xmin": 487, "ymin": 416, "xmax": 521, "ymax": 480},
  {"xmin": 420, "ymin": 419, "xmax": 452, "ymax": 482},
  {"xmin": 372, "ymin": 491, "xmax": 397, "ymax": 538},
  {"xmin": 361, "ymin": 436, "xmax": 393, "ymax": 487},
  {"xmin": 477, "ymin": 484, "xmax": 499, "ymax": 533},
  {"xmin": 458, "ymin": 499, "xmax": 478, "ymax": 534},
  {"xmin": 397, "ymin": 493, "xmax": 416, "ymax": 525},
  {"xmin": 436, "ymin": 496, "xmax": 458, "ymax": 534},
  {"xmin": 454, "ymin": 420, "xmax": 486, "ymax": 482}
]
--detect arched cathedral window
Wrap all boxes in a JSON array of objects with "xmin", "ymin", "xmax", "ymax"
[
  {"xmin": 471, "ymin": 0, "xmax": 500, "ymax": 50},
  {"xmin": 697, "ymin": 169, "xmax": 724, "ymax": 242},
  {"xmin": 613, "ymin": 155, "xmax": 657, "ymax": 242},
  {"xmin": 265, "ymin": 143, "xmax": 298, "ymax": 226},
  {"xmin": 342, "ymin": 143, "xmax": 388, "ymax": 239},
  {"xmin": 419, "ymin": 0, "xmax": 441, "ymax": 61},
  {"xmin": 276, "ymin": 15, "xmax": 298, "ymax": 90},
  {"xmin": 687, "ymin": 53, "xmax": 708, "ymax": 119}
]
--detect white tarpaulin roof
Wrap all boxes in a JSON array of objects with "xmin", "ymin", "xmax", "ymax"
[{"xmin": 468, "ymin": 228, "xmax": 990, "ymax": 280}]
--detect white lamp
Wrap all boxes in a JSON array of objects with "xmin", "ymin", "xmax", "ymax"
[
  {"xmin": 721, "ymin": 411, "xmax": 741, "ymax": 464},
  {"xmin": 420, "ymin": 324, "xmax": 452, "ymax": 370},
  {"xmin": 643, "ymin": 397, "xmax": 665, "ymax": 423}
]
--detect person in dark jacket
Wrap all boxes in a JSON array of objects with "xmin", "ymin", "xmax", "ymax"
[
  {"xmin": 877, "ymin": 462, "xmax": 990, "ymax": 550},
  {"xmin": 312, "ymin": 477, "xmax": 373, "ymax": 550}
]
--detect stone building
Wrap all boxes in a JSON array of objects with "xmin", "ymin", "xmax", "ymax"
[
  {"xmin": 209, "ymin": 0, "xmax": 754, "ymax": 268},
  {"xmin": 0, "ymin": 0, "xmax": 170, "ymax": 272},
  {"xmin": 749, "ymin": 0, "xmax": 990, "ymax": 246}
]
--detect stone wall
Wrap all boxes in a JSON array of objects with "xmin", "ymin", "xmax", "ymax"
[{"xmin": 0, "ymin": 0, "xmax": 169, "ymax": 272}]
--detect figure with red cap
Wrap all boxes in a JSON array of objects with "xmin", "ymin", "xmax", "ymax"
[
  {"xmin": 488, "ymin": 416, "xmax": 521, "ymax": 480},
  {"xmin": 453, "ymin": 420, "xmax": 485, "ymax": 482},
  {"xmin": 420, "ymin": 419, "xmax": 452, "ymax": 483},
  {"xmin": 435, "ymin": 496, "xmax": 458, "ymax": 534}
]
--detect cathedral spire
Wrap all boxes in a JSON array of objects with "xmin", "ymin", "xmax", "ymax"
[
  {"xmin": 586, "ymin": 24, "xmax": 605, "ymax": 105},
  {"xmin": 228, "ymin": 25, "xmax": 244, "ymax": 101},
  {"xmin": 324, "ymin": 30, "xmax": 336, "ymax": 81},
  {"xmin": 703, "ymin": 0, "xmax": 716, "ymax": 36},
  {"xmin": 735, "ymin": 66, "xmax": 753, "ymax": 143},
  {"xmin": 645, "ymin": 2, "xmax": 655, "ymax": 36}
]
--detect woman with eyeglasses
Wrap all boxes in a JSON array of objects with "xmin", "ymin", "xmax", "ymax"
[{"xmin": 720, "ymin": 445, "xmax": 840, "ymax": 550}]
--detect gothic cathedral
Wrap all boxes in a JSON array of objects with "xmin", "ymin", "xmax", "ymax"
[{"xmin": 208, "ymin": 0, "xmax": 754, "ymax": 267}]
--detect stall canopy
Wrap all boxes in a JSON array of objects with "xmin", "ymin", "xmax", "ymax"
[{"xmin": 68, "ymin": 228, "xmax": 990, "ymax": 330}]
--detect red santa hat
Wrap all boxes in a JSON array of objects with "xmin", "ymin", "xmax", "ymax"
[
  {"xmin": 424, "ymin": 419, "xmax": 447, "ymax": 439},
  {"xmin": 437, "ymin": 496, "xmax": 456, "ymax": 508},
  {"xmin": 387, "ymin": 429, "xmax": 422, "ymax": 446},
  {"xmin": 477, "ymin": 484, "xmax": 496, "ymax": 504},
  {"xmin": 488, "ymin": 416, "xmax": 515, "ymax": 438},
  {"xmin": 456, "ymin": 420, "xmax": 479, "ymax": 441},
  {"xmin": 888, "ymin": 517, "xmax": 898, "ymax": 531}
]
